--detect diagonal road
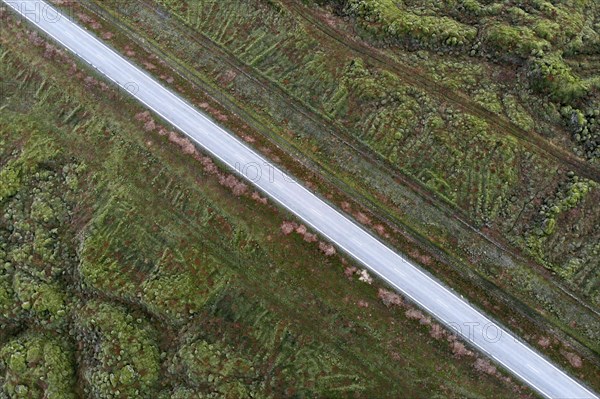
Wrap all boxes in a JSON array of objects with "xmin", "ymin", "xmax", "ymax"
[{"xmin": 3, "ymin": 1, "xmax": 597, "ymax": 398}]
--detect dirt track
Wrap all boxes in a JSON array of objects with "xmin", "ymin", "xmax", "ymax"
[{"xmin": 283, "ymin": 0, "xmax": 600, "ymax": 183}]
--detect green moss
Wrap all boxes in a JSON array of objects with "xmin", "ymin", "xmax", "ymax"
[
  {"xmin": 502, "ymin": 95, "xmax": 535, "ymax": 131},
  {"xmin": 484, "ymin": 24, "xmax": 550, "ymax": 58},
  {"xmin": 13, "ymin": 272, "xmax": 68, "ymax": 325},
  {"xmin": 0, "ymin": 333, "xmax": 76, "ymax": 398},
  {"xmin": 529, "ymin": 54, "xmax": 589, "ymax": 103},
  {"xmin": 75, "ymin": 300, "xmax": 160, "ymax": 398},
  {"xmin": 345, "ymin": 0, "xmax": 477, "ymax": 48}
]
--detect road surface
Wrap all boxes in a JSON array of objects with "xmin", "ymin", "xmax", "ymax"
[{"xmin": 3, "ymin": 1, "xmax": 597, "ymax": 398}]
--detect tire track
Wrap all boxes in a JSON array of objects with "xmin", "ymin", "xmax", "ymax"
[{"xmin": 283, "ymin": 0, "xmax": 600, "ymax": 183}]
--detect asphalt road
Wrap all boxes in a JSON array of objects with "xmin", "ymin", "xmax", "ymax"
[{"xmin": 4, "ymin": 1, "xmax": 598, "ymax": 398}]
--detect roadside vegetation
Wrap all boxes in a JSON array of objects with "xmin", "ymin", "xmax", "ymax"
[{"xmin": 0, "ymin": 8, "xmax": 542, "ymax": 397}]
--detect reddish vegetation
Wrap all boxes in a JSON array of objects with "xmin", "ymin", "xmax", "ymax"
[
  {"xmin": 338, "ymin": 201, "xmax": 390, "ymax": 239},
  {"xmin": 160, "ymin": 74, "xmax": 175, "ymax": 84},
  {"xmin": 195, "ymin": 155, "xmax": 219, "ymax": 175},
  {"xmin": 135, "ymin": 111, "xmax": 149, "ymax": 121},
  {"xmin": 319, "ymin": 242, "xmax": 336, "ymax": 256},
  {"xmin": 68, "ymin": 62, "xmax": 78, "ymax": 76},
  {"xmin": 168, "ymin": 131, "xmax": 196, "ymax": 155},
  {"xmin": 144, "ymin": 119, "xmax": 157, "ymax": 133},
  {"xmin": 281, "ymin": 221, "xmax": 297, "ymax": 235},
  {"xmin": 344, "ymin": 266, "xmax": 357, "ymax": 279},
  {"xmin": 76, "ymin": 12, "xmax": 100, "ymax": 29},
  {"xmin": 410, "ymin": 249, "xmax": 433, "ymax": 266},
  {"xmin": 295, "ymin": 224, "xmax": 307, "ymax": 235},
  {"xmin": 134, "ymin": 110, "xmax": 255, "ymax": 200},
  {"xmin": 377, "ymin": 288, "xmax": 403, "ymax": 308},
  {"xmin": 143, "ymin": 61, "xmax": 157, "ymax": 71},
  {"xmin": 340, "ymin": 201, "xmax": 352, "ymax": 212},
  {"xmin": 135, "ymin": 112, "xmax": 158, "ymax": 133},
  {"xmin": 84, "ymin": 76, "xmax": 98, "ymax": 90},
  {"xmin": 563, "ymin": 351, "xmax": 583, "ymax": 368},
  {"xmin": 451, "ymin": 341, "xmax": 473, "ymax": 358},
  {"xmin": 303, "ymin": 233, "xmax": 318, "ymax": 243},
  {"xmin": 375, "ymin": 285, "xmax": 512, "ymax": 383},
  {"xmin": 124, "ymin": 45, "xmax": 136, "ymax": 57},
  {"xmin": 374, "ymin": 224, "xmax": 388, "ymax": 237},
  {"xmin": 354, "ymin": 211, "xmax": 372, "ymax": 225},
  {"xmin": 474, "ymin": 358, "xmax": 497, "ymax": 375},
  {"xmin": 29, "ymin": 31, "xmax": 44, "ymax": 46},
  {"xmin": 537, "ymin": 336, "xmax": 551, "ymax": 348},
  {"xmin": 196, "ymin": 101, "xmax": 228, "ymax": 121},
  {"xmin": 76, "ymin": 12, "xmax": 92, "ymax": 24},
  {"xmin": 49, "ymin": 0, "xmax": 72, "ymax": 5},
  {"xmin": 405, "ymin": 308, "xmax": 425, "ymax": 321},
  {"xmin": 357, "ymin": 300, "xmax": 370, "ymax": 308},
  {"xmin": 251, "ymin": 191, "xmax": 268, "ymax": 205},
  {"xmin": 429, "ymin": 323, "xmax": 445, "ymax": 340},
  {"xmin": 218, "ymin": 175, "xmax": 248, "ymax": 197},
  {"xmin": 242, "ymin": 134, "xmax": 256, "ymax": 143},
  {"xmin": 43, "ymin": 43, "xmax": 59, "ymax": 59}
]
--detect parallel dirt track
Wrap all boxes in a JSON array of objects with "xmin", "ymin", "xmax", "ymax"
[{"xmin": 283, "ymin": 0, "xmax": 600, "ymax": 183}]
